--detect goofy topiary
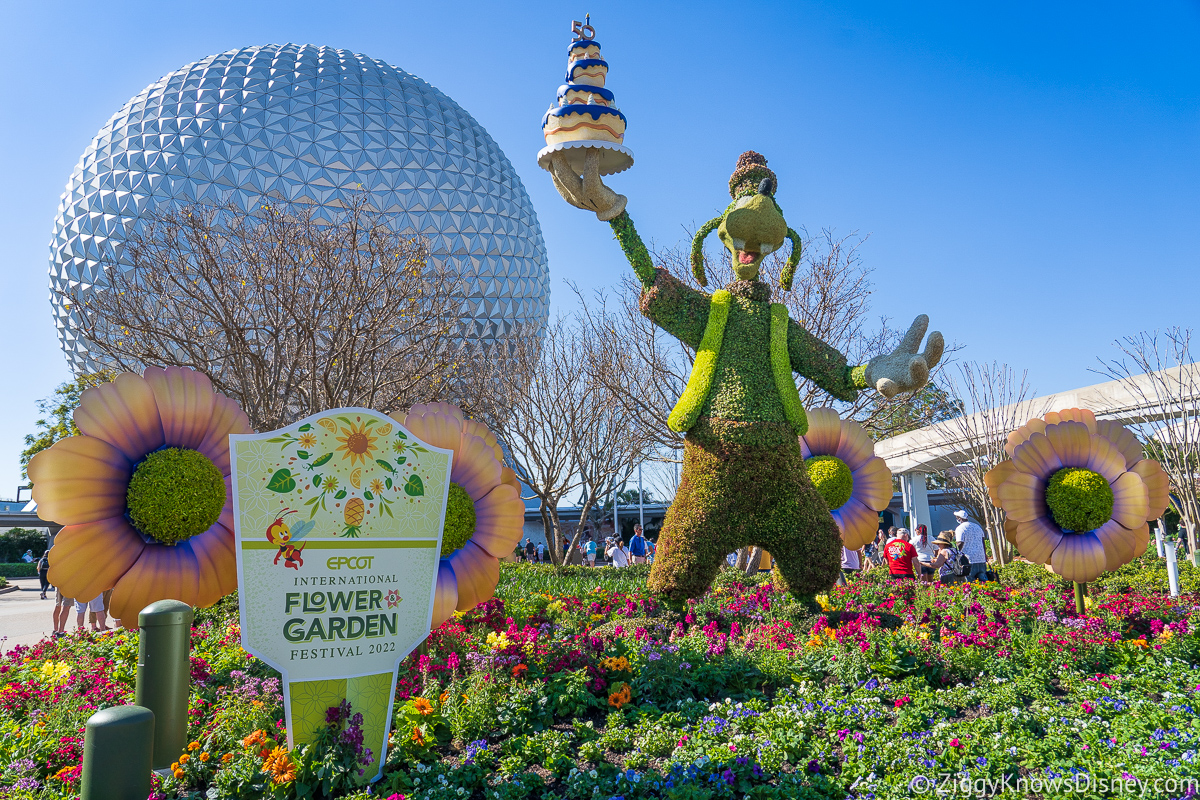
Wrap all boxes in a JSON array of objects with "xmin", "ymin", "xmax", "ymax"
[{"xmin": 549, "ymin": 149, "xmax": 944, "ymax": 601}]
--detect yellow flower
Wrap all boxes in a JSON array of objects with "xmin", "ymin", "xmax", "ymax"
[
  {"xmin": 39, "ymin": 661, "xmax": 71, "ymax": 685},
  {"xmin": 334, "ymin": 418, "xmax": 380, "ymax": 467},
  {"xmin": 486, "ymin": 631, "xmax": 511, "ymax": 651},
  {"xmin": 322, "ymin": 475, "xmax": 340, "ymax": 493},
  {"xmin": 370, "ymin": 479, "xmax": 386, "ymax": 495},
  {"xmin": 815, "ymin": 595, "xmax": 831, "ymax": 611}
]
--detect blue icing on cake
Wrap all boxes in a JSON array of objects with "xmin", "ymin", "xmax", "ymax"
[
  {"xmin": 556, "ymin": 84, "xmax": 615, "ymax": 103},
  {"xmin": 568, "ymin": 39, "xmax": 601, "ymax": 53},
  {"xmin": 565, "ymin": 58, "xmax": 608, "ymax": 83},
  {"xmin": 541, "ymin": 104, "xmax": 628, "ymax": 129}
]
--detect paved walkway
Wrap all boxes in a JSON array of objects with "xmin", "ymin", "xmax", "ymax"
[{"xmin": 0, "ymin": 577, "xmax": 119, "ymax": 653}]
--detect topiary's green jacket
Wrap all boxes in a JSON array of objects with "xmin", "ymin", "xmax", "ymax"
[
  {"xmin": 610, "ymin": 211, "xmax": 868, "ymax": 601},
  {"xmin": 614, "ymin": 212, "xmax": 869, "ymax": 444}
]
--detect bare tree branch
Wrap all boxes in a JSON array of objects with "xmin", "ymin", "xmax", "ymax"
[
  {"xmin": 72, "ymin": 197, "xmax": 501, "ymax": 430},
  {"xmin": 1096, "ymin": 328, "xmax": 1200, "ymax": 559}
]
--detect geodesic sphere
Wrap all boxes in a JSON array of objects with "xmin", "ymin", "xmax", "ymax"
[{"xmin": 49, "ymin": 43, "xmax": 549, "ymax": 370}]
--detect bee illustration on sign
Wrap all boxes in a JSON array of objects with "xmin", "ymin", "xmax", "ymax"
[{"xmin": 265, "ymin": 509, "xmax": 315, "ymax": 570}]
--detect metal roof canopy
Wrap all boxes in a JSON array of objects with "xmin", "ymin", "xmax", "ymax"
[{"xmin": 876, "ymin": 364, "xmax": 1200, "ymax": 474}]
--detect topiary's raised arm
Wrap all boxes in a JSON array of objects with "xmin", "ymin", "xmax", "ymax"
[{"xmin": 609, "ymin": 211, "xmax": 656, "ymax": 288}]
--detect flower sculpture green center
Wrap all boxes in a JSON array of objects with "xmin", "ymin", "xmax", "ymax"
[
  {"xmin": 441, "ymin": 482, "xmax": 477, "ymax": 557},
  {"xmin": 805, "ymin": 455, "xmax": 854, "ymax": 512},
  {"xmin": 1045, "ymin": 467, "xmax": 1113, "ymax": 534},
  {"xmin": 126, "ymin": 447, "xmax": 226, "ymax": 545}
]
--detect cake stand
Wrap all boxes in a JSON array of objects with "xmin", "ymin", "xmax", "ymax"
[{"xmin": 537, "ymin": 140, "xmax": 634, "ymax": 176}]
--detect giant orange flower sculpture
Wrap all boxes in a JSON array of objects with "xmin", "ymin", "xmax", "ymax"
[
  {"xmin": 396, "ymin": 403, "xmax": 525, "ymax": 627},
  {"xmin": 799, "ymin": 408, "xmax": 893, "ymax": 550},
  {"xmin": 28, "ymin": 367, "xmax": 251, "ymax": 626},
  {"xmin": 984, "ymin": 408, "xmax": 1170, "ymax": 582}
]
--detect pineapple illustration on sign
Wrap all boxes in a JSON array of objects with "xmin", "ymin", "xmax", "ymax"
[
  {"xmin": 231, "ymin": 408, "xmax": 452, "ymax": 781},
  {"xmin": 342, "ymin": 496, "xmax": 365, "ymax": 538}
]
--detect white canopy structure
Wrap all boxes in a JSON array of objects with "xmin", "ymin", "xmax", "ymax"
[{"xmin": 875, "ymin": 364, "xmax": 1200, "ymax": 535}]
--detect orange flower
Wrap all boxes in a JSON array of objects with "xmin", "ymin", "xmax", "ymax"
[
  {"xmin": 173, "ymin": 769, "xmax": 186, "ymax": 780},
  {"xmin": 221, "ymin": 753, "xmax": 234, "ymax": 763},
  {"xmin": 188, "ymin": 741, "xmax": 201, "ymax": 751},
  {"xmin": 242, "ymin": 730, "xmax": 267, "ymax": 748},
  {"xmin": 412, "ymin": 728, "xmax": 426, "ymax": 746},
  {"xmin": 199, "ymin": 752, "xmax": 210, "ymax": 763},
  {"xmin": 512, "ymin": 664, "xmax": 528, "ymax": 678},
  {"xmin": 179, "ymin": 754, "xmax": 190, "ymax": 764},
  {"xmin": 608, "ymin": 682, "xmax": 632, "ymax": 709},
  {"xmin": 412, "ymin": 697, "xmax": 434, "ymax": 716},
  {"xmin": 439, "ymin": 691, "xmax": 449, "ymax": 703}
]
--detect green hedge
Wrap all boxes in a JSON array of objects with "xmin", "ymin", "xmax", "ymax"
[
  {"xmin": 0, "ymin": 563, "xmax": 38, "ymax": 578},
  {"xmin": 997, "ymin": 551, "xmax": 1200, "ymax": 595}
]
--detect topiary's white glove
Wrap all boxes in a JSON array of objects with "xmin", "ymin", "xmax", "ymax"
[
  {"xmin": 865, "ymin": 315, "xmax": 945, "ymax": 398},
  {"xmin": 548, "ymin": 149, "xmax": 627, "ymax": 221}
]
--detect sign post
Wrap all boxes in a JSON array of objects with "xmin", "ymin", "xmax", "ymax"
[{"xmin": 231, "ymin": 409, "xmax": 451, "ymax": 780}]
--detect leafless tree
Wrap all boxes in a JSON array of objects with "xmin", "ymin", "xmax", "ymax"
[
  {"xmin": 1097, "ymin": 328, "xmax": 1200, "ymax": 561},
  {"xmin": 940, "ymin": 362, "xmax": 1047, "ymax": 566},
  {"xmin": 494, "ymin": 313, "xmax": 656, "ymax": 567},
  {"xmin": 70, "ymin": 197, "xmax": 500, "ymax": 430},
  {"xmin": 494, "ymin": 318, "xmax": 584, "ymax": 567}
]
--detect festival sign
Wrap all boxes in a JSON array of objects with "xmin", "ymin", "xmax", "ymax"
[{"xmin": 231, "ymin": 409, "xmax": 451, "ymax": 780}]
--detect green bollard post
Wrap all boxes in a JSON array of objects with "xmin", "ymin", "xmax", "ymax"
[
  {"xmin": 1074, "ymin": 582, "xmax": 1086, "ymax": 616},
  {"xmin": 82, "ymin": 704, "xmax": 154, "ymax": 800},
  {"xmin": 135, "ymin": 600, "xmax": 193, "ymax": 770}
]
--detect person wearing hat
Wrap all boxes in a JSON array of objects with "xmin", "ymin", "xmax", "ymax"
[
  {"xmin": 884, "ymin": 527, "xmax": 920, "ymax": 581},
  {"xmin": 953, "ymin": 510, "xmax": 989, "ymax": 582},
  {"xmin": 930, "ymin": 531, "xmax": 964, "ymax": 584}
]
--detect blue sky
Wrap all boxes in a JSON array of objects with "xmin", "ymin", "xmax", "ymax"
[{"xmin": 1, "ymin": 1, "xmax": 1197, "ymax": 497}]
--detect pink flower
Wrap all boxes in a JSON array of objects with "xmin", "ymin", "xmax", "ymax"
[
  {"xmin": 949, "ymin": 738, "xmax": 962, "ymax": 748},
  {"xmin": 1081, "ymin": 702, "xmax": 1095, "ymax": 714},
  {"xmin": 894, "ymin": 696, "xmax": 911, "ymax": 709}
]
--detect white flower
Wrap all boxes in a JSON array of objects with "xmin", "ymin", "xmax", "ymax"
[{"xmin": 589, "ymin": 769, "xmax": 598, "ymax": 779}]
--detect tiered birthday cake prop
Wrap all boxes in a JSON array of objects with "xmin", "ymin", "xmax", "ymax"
[{"xmin": 538, "ymin": 17, "xmax": 634, "ymax": 176}]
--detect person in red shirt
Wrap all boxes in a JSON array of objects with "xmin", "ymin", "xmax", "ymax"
[{"xmin": 885, "ymin": 528, "xmax": 920, "ymax": 580}]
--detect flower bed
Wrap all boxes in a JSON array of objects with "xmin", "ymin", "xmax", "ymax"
[{"xmin": 2, "ymin": 557, "xmax": 1198, "ymax": 799}]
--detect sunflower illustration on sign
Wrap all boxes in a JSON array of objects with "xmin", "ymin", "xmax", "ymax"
[{"xmin": 231, "ymin": 408, "xmax": 451, "ymax": 781}]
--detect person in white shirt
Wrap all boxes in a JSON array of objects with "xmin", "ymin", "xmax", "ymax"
[
  {"xmin": 606, "ymin": 537, "xmax": 629, "ymax": 568},
  {"xmin": 910, "ymin": 524, "xmax": 937, "ymax": 582},
  {"xmin": 953, "ymin": 510, "xmax": 989, "ymax": 582}
]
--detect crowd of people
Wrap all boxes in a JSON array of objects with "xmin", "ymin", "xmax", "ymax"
[
  {"xmin": 516, "ymin": 523, "xmax": 656, "ymax": 568},
  {"xmin": 840, "ymin": 509, "xmax": 993, "ymax": 586}
]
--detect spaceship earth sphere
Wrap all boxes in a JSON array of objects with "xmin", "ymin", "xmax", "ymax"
[{"xmin": 48, "ymin": 43, "xmax": 549, "ymax": 371}]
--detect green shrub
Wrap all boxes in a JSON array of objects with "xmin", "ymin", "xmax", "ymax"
[
  {"xmin": 1095, "ymin": 551, "xmax": 1200, "ymax": 594},
  {"xmin": 0, "ymin": 563, "xmax": 37, "ymax": 578},
  {"xmin": 997, "ymin": 559, "xmax": 1058, "ymax": 589}
]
